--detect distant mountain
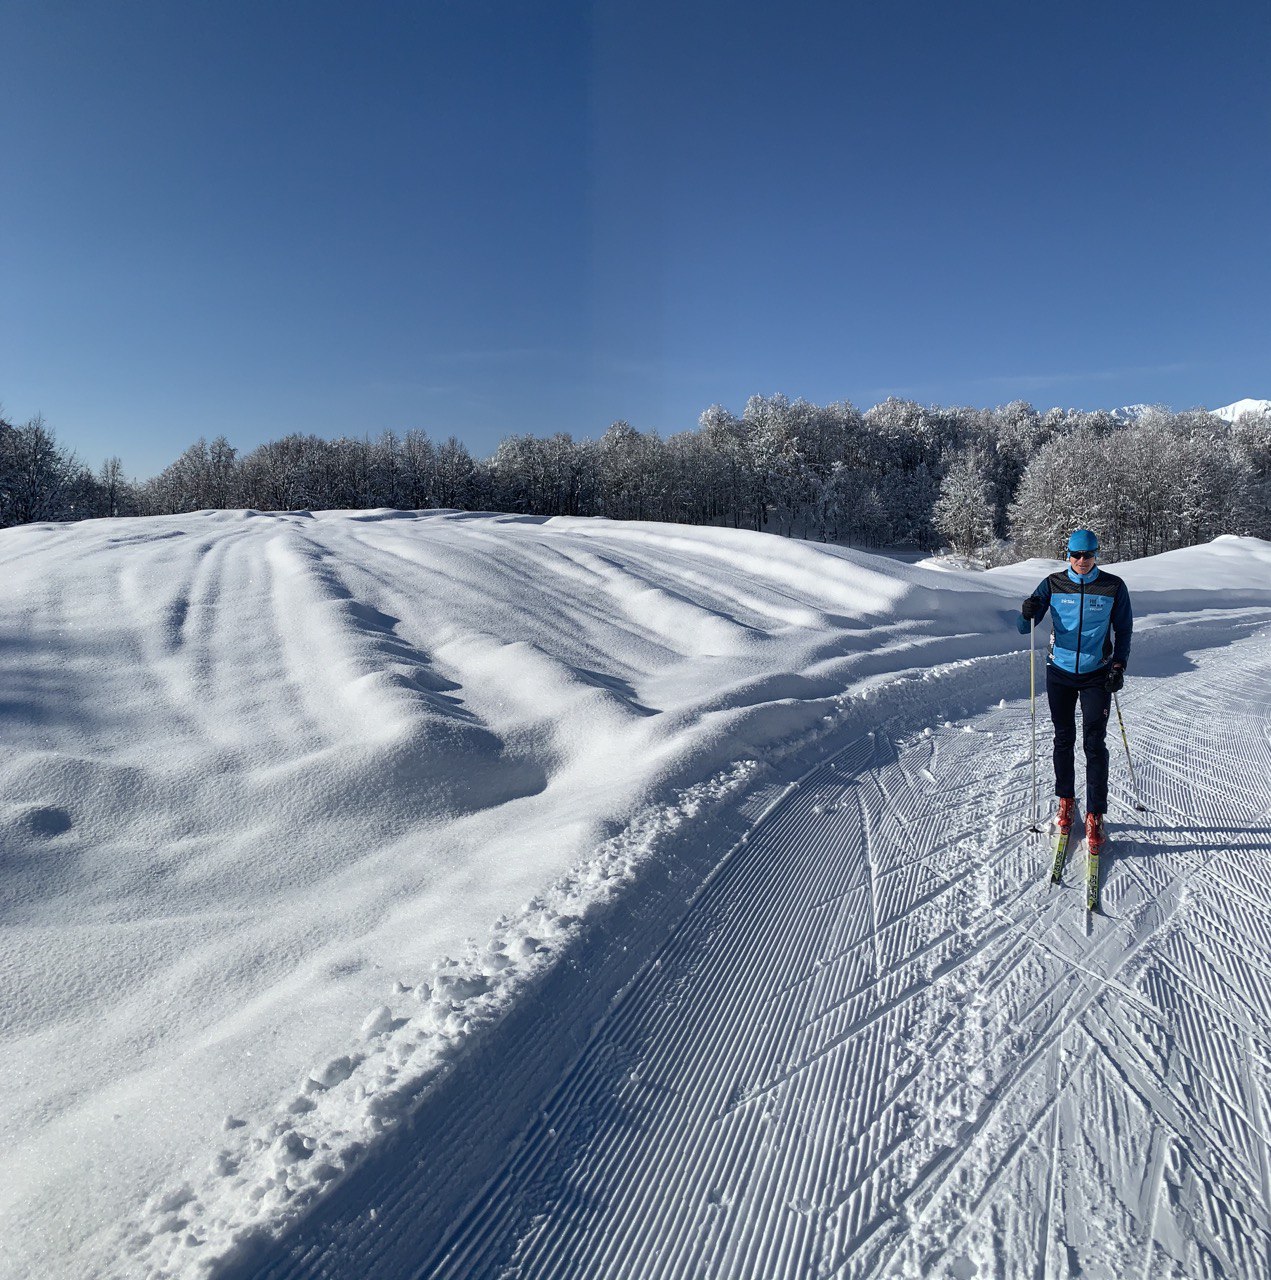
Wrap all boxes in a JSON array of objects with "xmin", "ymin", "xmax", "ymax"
[
  {"xmin": 1210, "ymin": 398, "xmax": 1271, "ymax": 423},
  {"xmin": 1112, "ymin": 403, "xmax": 1156, "ymax": 421},
  {"xmin": 1116, "ymin": 399, "xmax": 1271, "ymax": 424}
]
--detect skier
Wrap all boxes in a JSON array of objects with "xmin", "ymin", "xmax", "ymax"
[{"xmin": 1017, "ymin": 529, "xmax": 1133, "ymax": 858}]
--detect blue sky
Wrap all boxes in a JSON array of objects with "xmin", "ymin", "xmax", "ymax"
[{"xmin": 3, "ymin": 0, "xmax": 1268, "ymax": 479}]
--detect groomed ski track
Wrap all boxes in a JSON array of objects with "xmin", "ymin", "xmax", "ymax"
[{"xmin": 244, "ymin": 614, "xmax": 1271, "ymax": 1280}]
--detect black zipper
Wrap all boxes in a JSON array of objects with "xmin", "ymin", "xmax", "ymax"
[{"xmin": 1075, "ymin": 579, "xmax": 1085, "ymax": 671}]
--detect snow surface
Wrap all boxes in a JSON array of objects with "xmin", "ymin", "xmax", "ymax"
[
  {"xmin": 1210, "ymin": 397, "xmax": 1271, "ymax": 422},
  {"xmin": 2, "ymin": 512, "xmax": 1270, "ymax": 1279}
]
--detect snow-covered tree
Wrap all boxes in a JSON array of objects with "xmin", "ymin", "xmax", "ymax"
[
  {"xmin": 237, "ymin": 435, "xmax": 318, "ymax": 511},
  {"xmin": 697, "ymin": 404, "xmax": 748, "ymax": 529},
  {"xmin": 934, "ymin": 449, "xmax": 995, "ymax": 556},
  {"xmin": 434, "ymin": 436, "xmax": 478, "ymax": 509},
  {"xmin": 597, "ymin": 421, "xmax": 666, "ymax": 521},
  {"xmin": 0, "ymin": 415, "xmax": 85, "ymax": 525},
  {"xmin": 1008, "ymin": 429, "xmax": 1107, "ymax": 559},
  {"xmin": 95, "ymin": 456, "xmax": 134, "ymax": 517},
  {"xmin": 29, "ymin": 388, "xmax": 1262, "ymax": 555},
  {"xmin": 398, "ymin": 430, "xmax": 437, "ymax": 509}
]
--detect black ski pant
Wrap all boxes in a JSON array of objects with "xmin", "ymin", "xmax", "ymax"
[{"xmin": 1046, "ymin": 665, "xmax": 1111, "ymax": 814}]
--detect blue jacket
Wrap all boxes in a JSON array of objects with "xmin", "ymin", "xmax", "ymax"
[{"xmin": 1016, "ymin": 565, "xmax": 1132, "ymax": 675}]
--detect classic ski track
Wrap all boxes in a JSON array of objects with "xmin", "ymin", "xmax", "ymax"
[
  {"xmin": 404, "ymin": 623, "xmax": 1271, "ymax": 1280},
  {"xmin": 873, "ymin": 891, "xmax": 1184, "ymax": 1276},
  {"xmin": 1137, "ymin": 1119, "xmax": 1169, "ymax": 1280},
  {"xmin": 1245, "ymin": 1023, "xmax": 1271, "ymax": 1244},
  {"xmin": 1034, "ymin": 1029, "xmax": 1066, "ymax": 1280},
  {"xmin": 1085, "ymin": 1024, "xmax": 1271, "ymax": 1275},
  {"xmin": 1092, "ymin": 1016, "xmax": 1268, "ymax": 1204},
  {"xmin": 919, "ymin": 1072, "xmax": 1076, "ymax": 1279}
]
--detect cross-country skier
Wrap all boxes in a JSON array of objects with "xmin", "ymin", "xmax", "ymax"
[{"xmin": 1017, "ymin": 529, "xmax": 1133, "ymax": 855}]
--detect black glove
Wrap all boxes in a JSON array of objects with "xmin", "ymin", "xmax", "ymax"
[
  {"xmin": 1021, "ymin": 596, "xmax": 1042, "ymax": 621},
  {"xmin": 1104, "ymin": 664, "xmax": 1125, "ymax": 693}
]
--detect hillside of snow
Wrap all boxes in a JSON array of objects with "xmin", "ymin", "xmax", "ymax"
[
  {"xmin": 2, "ymin": 512, "xmax": 1270, "ymax": 1279},
  {"xmin": 1210, "ymin": 397, "xmax": 1271, "ymax": 422}
]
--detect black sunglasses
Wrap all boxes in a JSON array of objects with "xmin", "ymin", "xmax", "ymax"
[{"xmin": 1068, "ymin": 550, "xmax": 1096, "ymax": 560}]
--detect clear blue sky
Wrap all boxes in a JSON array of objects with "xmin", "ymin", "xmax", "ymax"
[{"xmin": 3, "ymin": 0, "xmax": 1268, "ymax": 479}]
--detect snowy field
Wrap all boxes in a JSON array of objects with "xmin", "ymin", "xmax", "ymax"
[{"xmin": 2, "ymin": 512, "xmax": 1270, "ymax": 1279}]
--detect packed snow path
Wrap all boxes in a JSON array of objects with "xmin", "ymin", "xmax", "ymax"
[{"xmin": 253, "ymin": 617, "xmax": 1271, "ymax": 1280}]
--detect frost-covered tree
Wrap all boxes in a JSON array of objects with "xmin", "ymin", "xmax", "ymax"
[
  {"xmin": 597, "ymin": 421, "xmax": 666, "ymax": 521},
  {"xmin": 52, "ymin": 387, "xmax": 1265, "ymax": 552},
  {"xmin": 697, "ymin": 404, "xmax": 748, "ymax": 529},
  {"xmin": 1105, "ymin": 414, "xmax": 1173, "ymax": 558},
  {"xmin": 0, "ymin": 412, "xmax": 16, "ymax": 525},
  {"xmin": 864, "ymin": 398, "xmax": 936, "ymax": 471},
  {"xmin": 140, "ymin": 435, "xmax": 239, "ymax": 513},
  {"xmin": 434, "ymin": 436, "xmax": 477, "ymax": 509},
  {"xmin": 302, "ymin": 436, "xmax": 362, "ymax": 509},
  {"xmin": 934, "ymin": 449, "xmax": 995, "ymax": 556},
  {"xmin": 206, "ymin": 436, "xmax": 239, "ymax": 508},
  {"xmin": 1009, "ymin": 411, "xmax": 1257, "ymax": 561},
  {"xmin": 144, "ymin": 438, "xmax": 206, "ymax": 513},
  {"xmin": 368, "ymin": 430, "xmax": 402, "ymax": 508},
  {"xmin": 982, "ymin": 401, "xmax": 1044, "ymax": 534},
  {"xmin": 883, "ymin": 461, "xmax": 941, "ymax": 547},
  {"xmin": 489, "ymin": 434, "xmax": 541, "ymax": 514},
  {"xmin": 1228, "ymin": 416, "xmax": 1271, "ymax": 538},
  {"xmin": 0, "ymin": 415, "xmax": 85, "ymax": 525},
  {"xmin": 398, "ymin": 430, "xmax": 437, "ymax": 509},
  {"xmin": 1008, "ymin": 429, "xmax": 1103, "ymax": 559},
  {"xmin": 739, "ymin": 395, "xmax": 792, "ymax": 531},
  {"xmin": 808, "ymin": 461, "xmax": 881, "ymax": 545},
  {"xmin": 95, "ymin": 456, "xmax": 136, "ymax": 517},
  {"xmin": 536, "ymin": 433, "xmax": 591, "ymax": 517},
  {"xmin": 238, "ymin": 435, "xmax": 319, "ymax": 511}
]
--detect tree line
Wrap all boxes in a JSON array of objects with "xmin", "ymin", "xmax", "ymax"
[{"xmin": 2, "ymin": 397, "xmax": 1268, "ymax": 563}]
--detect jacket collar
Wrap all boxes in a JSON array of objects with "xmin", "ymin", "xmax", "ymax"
[{"xmin": 1066, "ymin": 564, "xmax": 1100, "ymax": 585}]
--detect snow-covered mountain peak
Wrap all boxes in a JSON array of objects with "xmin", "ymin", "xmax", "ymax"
[
  {"xmin": 1111, "ymin": 403, "xmax": 1155, "ymax": 421},
  {"xmin": 1210, "ymin": 397, "xmax": 1271, "ymax": 422}
]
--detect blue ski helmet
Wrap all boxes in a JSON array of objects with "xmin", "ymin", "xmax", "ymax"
[{"xmin": 1066, "ymin": 528, "xmax": 1099, "ymax": 555}]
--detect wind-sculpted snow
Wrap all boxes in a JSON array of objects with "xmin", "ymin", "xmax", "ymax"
[{"xmin": 0, "ymin": 514, "xmax": 1269, "ymax": 1279}]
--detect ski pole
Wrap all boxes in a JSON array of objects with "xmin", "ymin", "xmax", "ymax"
[
  {"xmin": 1113, "ymin": 689, "xmax": 1148, "ymax": 813},
  {"xmin": 1029, "ymin": 619, "xmax": 1036, "ymax": 817}
]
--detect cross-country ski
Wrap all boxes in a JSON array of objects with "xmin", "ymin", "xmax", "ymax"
[
  {"xmin": 1049, "ymin": 825, "xmax": 1072, "ymax": 885},
  {"xmin": 1049, "ymin": 796, "xmax": 1077, "ymax": 885}
]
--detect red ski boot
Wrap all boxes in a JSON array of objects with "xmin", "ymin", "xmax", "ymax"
[
  {"xmin": 1085, "ymin": 812, "xmax": 1105, "ymax": 851},
  {"xmin": 1057, "ymin": 796, "xmax": 1076, "ymax": 832}
]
